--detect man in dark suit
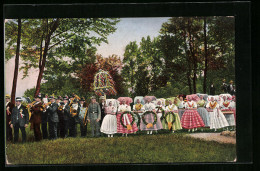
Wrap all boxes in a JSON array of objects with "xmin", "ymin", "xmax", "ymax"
[
  {"xmin": 68, "ymin": 98, "xmax": 79, "ymax": 137},
  {"xmin": 228, "ymin": 80, "xmax": 235, "ymax": 95},
  {"xmin": 29, "ymin": 94, "xmax": 43, "ymax": 141},
  {"xmin": 46, "ymin": 96, "xmax": 59, "ymax": 140},
  {"xmin": 41, "ymin": 94, "xmax": 49, "ymax": 139},
  {"xmin": 221, "ymin": 79, "xmax": 228, "ymax": 93},
  {"xmin": 99, "ymin": 96, "xmax": 106, "ymax": 125},
  {"xmin": 78, "ymin": 97, "xmax": 88, "ymax": 137},
  {"xmin": 63, "ymin": 97, "xmax": 71, "ymax": 138},
  {"xmin": 6, "ymin": 94, "xmax": 15, "ymax": 142},
  {"xmin": 209, "ymin": 83, "xmax": 215, "ymax": 95},
  {"xmin": 10, "ymin": 97, "xmax": 29, "ymax": 143}
]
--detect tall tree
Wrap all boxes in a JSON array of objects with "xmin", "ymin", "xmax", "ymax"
[
  {"xmin": 10, "ymin": 19, "xmax": 21, "ymax": 104},
  {"xmin": 121, "ymin": 41, "xmax": 140, "ymax": 95},
  {"xmin": 203, "ymin": 17, "xmax": 208, "ymax": 93}
]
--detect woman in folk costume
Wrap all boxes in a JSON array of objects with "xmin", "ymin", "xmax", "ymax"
[
  {"xmin": 133, "ymin": 96, "xmax": 145, "ymax": 131},
  {"xmin": 219, "ymin": 94, "xmax": 236, "ymax": 130},
  {"xmin": 196, "ymin": 94, "xmax": 210, "ymax": 129},
  {"xmin": 140, "ymin": 96, "xmax": 162, "ymax": 134},
  {"xmin": 177, "ymin": 95, "xmax": 186, "ymax": 120},
  {"xmin": 206, "ymin": 96, "xmax": 229, "ymax": 131},
  {"xmin": 117, "ymin": 97, "xmax": 138, "ymax": 136},
  {"xmin": 230, "ymin": 96, "xmax": 236, "ymax": 124},
  {"xmin": 100, "ymin": 99, "xmax": 117, "ymax": 137},
  {"xmin": 163, "ymin": 97, "xmax": 182, "ymax": 133},
  {"xmin": 181, "ymin": 95, "xmax": 205, "ymax": 132},
  {"xmin": 155, "ymin": 98, "xmax": 166, "ymax": 122}
]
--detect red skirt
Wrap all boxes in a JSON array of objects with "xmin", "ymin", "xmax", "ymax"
[
  {"xmin": 181, "ymin": 109, "xmax": 205, "ymax": 129},
  {"xmin": 116, "ymin": 113, "xmax": 138, "ymax": 134}
]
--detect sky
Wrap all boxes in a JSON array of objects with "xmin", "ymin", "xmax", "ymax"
[{"xmin": 5, "ymin": 17, "xmax": 170, "ymax": 97}]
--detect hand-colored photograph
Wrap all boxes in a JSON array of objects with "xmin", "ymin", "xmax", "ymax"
[{"xmin": 5, "ymin": 17, "xmax": 236, "ymax": 164}]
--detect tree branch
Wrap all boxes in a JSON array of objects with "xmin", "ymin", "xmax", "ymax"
[{"xmin": 48, "ymin": 34, "xmax": 74, "ymax": 51}]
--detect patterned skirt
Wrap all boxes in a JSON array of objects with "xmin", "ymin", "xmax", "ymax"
[
  {"xmin": 209, "ymin": 109, "xmax": 229, "ymax": 129},
  {"xmin": 116, "ymin": 113, "xmax": 138, "ymax": 134},
  {"xmin": 181, "ymin": 109, "xmax": 205, "ymax": 129},
  {"xmin": 100, "ymin": 115, "xmax": 117, "ymax": 134},
  {"xmin": 140, "ymin": 112, "xmax": 163, "ymax": 131},
  {"xmin": 162, "ymin": 111, "xmax": 182, "ymax": 131},
  {"xmin": 197, "ymin": 107, "xmax": 210, "ymax": 127}
]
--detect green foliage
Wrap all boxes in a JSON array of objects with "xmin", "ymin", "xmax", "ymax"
[
  {"xmin": 5, "ymin": 18, "xmax": 120, "ymax": 79},
  {"xmin": 6, "ymin": 125, "xmax": 236, "ymax": 164}
]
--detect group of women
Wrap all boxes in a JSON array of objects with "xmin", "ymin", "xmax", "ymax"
[{"xmin": 100, "ymin": 94, "xmax": 236, "ymax": 137}]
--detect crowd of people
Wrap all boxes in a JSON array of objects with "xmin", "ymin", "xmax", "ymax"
[{"xmin": 5, "ymin": 90, "xmax": 236, "ymax": 143}]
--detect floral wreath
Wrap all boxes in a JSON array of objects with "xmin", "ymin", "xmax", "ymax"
[
  {"xmin": 164, "ymin": 111, "xmax": 176, "ymax": 130},
  {"xmin": 142, "ymin": 111, "xmax": 157, "ymax": 128},
  {"xmin": 120, "ymin": 111, "xmax": 136, "ymax": 129},
  {"xmin": 156, "ymin": 106, "xmax": 165, "ymax": 121}
]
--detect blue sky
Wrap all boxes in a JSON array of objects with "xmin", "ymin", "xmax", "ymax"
[{"xmin": 5, "ymin": 17, "xmax": 170, "ymax": 97}]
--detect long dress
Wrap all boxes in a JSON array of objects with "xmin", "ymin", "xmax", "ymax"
[
  {"xmin": 140, "ymin": 103, "xmax": 163, "ymax": 131},
  {"xmin": 162, "ymin": 104, "xmax": 182, "ymax": 131},
  {"xmin": 178, "ymin": 101, "xmax": 185, "ymax": 120},
  {"xmin": 133, "ymin": 103, "xmax": 144, "ymax": 127},
  {"xmin": 100, "ymin": 106, "xmax": 117, "ymax": 134},
  {"xmin": 206, "ymin": 101, "xmax": 229, "ymax": 129},
  {"xmin": 181, "ymin": 101, "xmax": 205, "ymax": 129},
  {"xmin": 116, "ymin": 104, "xmax": 138, "ymax": 134},
  {"xmin": 220, "ymin": 100, "xmax": 236, "ymax": 126},
  {"xmin": 196, "ymin": 100, "xmax": 210, "ymax": 127},
  {"xmin": 230, "ymin": 101, "xmax": 236, "ymax": 123}
]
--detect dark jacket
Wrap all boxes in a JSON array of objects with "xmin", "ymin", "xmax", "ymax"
[
  {"xmin": 63, "ymin": 103, "xmax": 71, "ymax": 120},
  {"xmin": 47, "ymin": 102, "xmax": 59, "ymax": 122},
  {"xmin": 6, "ymin": 102, "xmax": 15, "ymax": 124},
  {"xmin": 11, "ymin": 105, "xmax": 29, "ymax": 127},
  {"xmin": 30, "ymin": 101, "xmax": 43, "ymax": 125}
]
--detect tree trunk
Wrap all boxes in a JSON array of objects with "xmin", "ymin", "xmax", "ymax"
[
  {"xmin": 187, "ymin": 18, "xmax": 197, "ymax": 94},
  {"xmin": 34, "ymin": 19, "xmax": 60, "ymax": 97},
  {"xmin": 11, "ymin": 19, "xmax": 21, "ymax": 104},
  {"xmin": 193, "ymin": 66, "xmax": 197, "ymax": 93},
  {"xmin": 187, "ymin": 71, "xmax": 192, "ymax": 94},
  {"xmin": 203, "ymin": 17, "xmax": 208, "ymax": 94}
]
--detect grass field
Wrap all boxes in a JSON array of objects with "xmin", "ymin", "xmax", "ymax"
[{"xmin": 6, "ymin": 124, "xmax": 236, "ymax": 164}]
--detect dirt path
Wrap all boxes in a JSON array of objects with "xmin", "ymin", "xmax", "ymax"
[{"xmin": 185, "ymin": 133, "xmax": 236, "ymax": 144}]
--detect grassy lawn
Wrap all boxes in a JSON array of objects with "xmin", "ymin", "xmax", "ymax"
[{"xmin": 6, "ymin": 124, "xmax": 236, "ymax": 164}]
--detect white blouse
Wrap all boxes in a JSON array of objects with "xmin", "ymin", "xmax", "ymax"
[{"xmin": 185, "ymin": 101, "xmax": 197, "ymax": 109}]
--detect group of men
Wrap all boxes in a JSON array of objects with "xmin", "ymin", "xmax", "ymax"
[
  {"xmin": 209, "ymin": 79, "xmax": 236, "ymax": 95},
  {"xmin": 5, "ymin": 94, "xmax": 107, "ymax": 143}
]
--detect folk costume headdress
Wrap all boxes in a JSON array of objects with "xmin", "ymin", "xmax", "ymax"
[
  {"xmin": 219, "ymin": 94, "xmax": 232, "ymax": 101},
  {"xmin": 156, "ymin": 98, "xmax": 166, "ymax": 106},
  {"xmin": 143, "ymin": 96, "xmax": 156, "ymax": 103},
  {"xmin": 190, "ymin": 94, "xmax": 200, "ymax": 102},
  {"xmin": 207, "ymin": 95, "xmax": 215, "ymax": 102},
  {"xmin": 106, "ymin": 99, "xmax": 118, "ymax": 108},
  {"xmin": 166, "ymin": 97, "xmax": 180, "ymax": 106},
  {"xmin": 117, "ymin": 97, "xmax": 133, "ymax": 106},
  {"xmin": 134, "ymin": 96, "xmax": 145, "ymax": 105}
]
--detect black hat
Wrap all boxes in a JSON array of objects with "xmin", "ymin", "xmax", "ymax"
[{"xmin": 15, "ymin": 97, "xmax": 23, "ymax": 102}]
